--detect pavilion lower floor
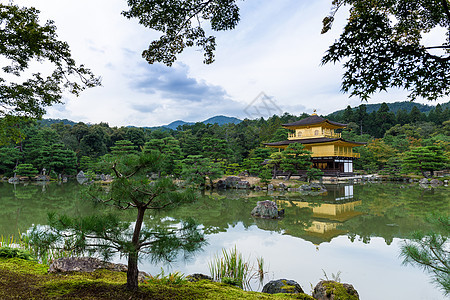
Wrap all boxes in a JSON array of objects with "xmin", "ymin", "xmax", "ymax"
[
  {"xmin": 312, "ymin": 157, "xmax": 356, "ymax": 176},
  {"xmin": 274, "ymin": 157, "xmax": 357, "ymax": 177}
]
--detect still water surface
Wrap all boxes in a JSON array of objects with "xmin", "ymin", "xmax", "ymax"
[{"xmin": 0, "ymin": 181, "xmax": 448, "ymax": 299}]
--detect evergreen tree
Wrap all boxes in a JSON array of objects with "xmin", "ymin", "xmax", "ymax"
[
  {"xmin": 110, "ymin": 140, "xmax": 137, "ymax": 155},
  {"xmin": 181, "ymin": 155, "xmax": 223, "ymax": 188},
  {"xmin": 201, "ymin": 137, "xmax": 230, "ymax": 162},
  {"xmin": 144, "ymin": 137, "xmax": 183, "ymax": 176},
  {"xmin": 14, "ymin": 163, "xmax": 38, "ymax": 179},
  {"xmin": 401, "ymin": 214, "xmax": 449, "ymax": 295},
  {"xmin": 266, "ymin": 152, "xmax": 283, "ymax": 179},
  {"xmin": 342, "ymin": 105, "xmax": 354, "ymax": 123},
  {"xmin": 403, "ymin": 145, "xmax": 448, "ymax": 178},
  {"xmin": 27, "ymin": 152, "xmax": 205, "ymax": 291},
  {"xmin": 0, "ymin": 146, "xmax": 21, "ymax": 176},
  {"xmin": 409, "ymin": 106, "xmax": 425, "ymax": 123},
  {"xmin": 306, "ymin": 168, "xmax": 324, "ymax": 182},
  {"xmin": 41, "ymin": 144, "xmax": 78, "ymax": 175},
  {"xmin": 355, "ymin": 104, "xmax": 368, "ymax": 135},
  {"xmin": 280, "ymin": 143, "xmax": 312, "ymax": 180}
]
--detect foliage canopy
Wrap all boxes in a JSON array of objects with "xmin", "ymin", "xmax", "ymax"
[
  {"xmin": 123, "ymin": 0, "xmax": 450, "ymax": 102},
  {"xmin": 123, "ymin": 0, "xmax": 240, "ymax": 65},
  {"xmin": 322, "ymin": 0, "xmax": 450, "ymax": 101}
]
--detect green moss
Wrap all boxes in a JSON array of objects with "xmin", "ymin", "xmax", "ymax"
[
  {"xmin": 280, "ymin": 279, "xmax": 296, "ymax": 292},
  {"xmin": 322, "ymin": 281, "xmax": 359, "ymax": 300},
  {"xmin": 0, "ymin": 257, "xmax": 47, "ymax": 275},
  {"xmin": 0, "ymin": 258, "xmax": 310, "ymax": 299}
]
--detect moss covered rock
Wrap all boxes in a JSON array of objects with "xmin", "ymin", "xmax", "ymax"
[
  {"xmin": 312, "ymin": 280, "xmax": 359, "ymax": 300},
  {"xmin": 262, "ymin": 279, "xmax": 304, "ymax": 294}
]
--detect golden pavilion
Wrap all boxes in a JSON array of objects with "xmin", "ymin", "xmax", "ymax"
[{"xmin": 264, "ymin": 113, "xmax": 365, "ymax": 176}]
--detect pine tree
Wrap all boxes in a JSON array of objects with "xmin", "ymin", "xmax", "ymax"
[
  {"xmin": 280, "ymin": 143, "xmax": 312, "ymax": 180},
  {"xmin": 27, "ymin": 151, "xmax": 205, "ymax": 291},
  {"xmin": 402, "ymin": 145, "xmax": 448, "ymax": 178}
]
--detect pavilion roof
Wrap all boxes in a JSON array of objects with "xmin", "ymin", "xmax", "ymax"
[
  {"xmin": 264, "ymin": 137, "xmax": 366, "ymax": 147},
  {"xmin": 282, "ymin": 114, "xmax": 347, "ymax": 128}
]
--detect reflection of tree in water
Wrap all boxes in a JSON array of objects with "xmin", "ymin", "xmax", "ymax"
[
  {"xmin": 13, "ymin": 184, "xmax": 40, "ymax": 201},
  {"xmin": 162, "ymin": 194, "xmax": 261, "ymax": 235},
  {"xmin": 1, "ymin": 182, "xmax": 446, "ymax": 247},
  {"xmin": 278, "ymin": 204, "xmax": 314, "ymax": 236},
  {"xmin": 340, "ymin": 184, "xmax": 449, "ymax": 245},
  {"xmin": 0, "ymin": 182, "xmax": 107, "ymax": 236}
]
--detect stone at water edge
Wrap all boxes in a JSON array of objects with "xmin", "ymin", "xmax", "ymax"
[
  {"xmin": 48, "ymin": 257, "xmax": 149, "ymax": 282},
  {"xmin": 237, "ymin": 181, "xmax": 250, "ymax": 189},
  {"xmin": 312, "ymin": 280, "xmax": 359, "ymax": 300},
  {"xmin": 262, "ymin": 279, "xmax": 304, "ymax": 294},
  {"xmin": 186, "ymin": 273, "xmax": 213, "ymax": 282},
  {"xmin": 48, "ymin": 257, "xmax": 127, "ymax": 273}
]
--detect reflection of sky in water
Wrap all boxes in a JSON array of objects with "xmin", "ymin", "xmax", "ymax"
[
  {"xmin": 2, "ymin": 182, "xmax": 447, "ymax": 300},
  {"xmin": 129, "ymin": 223, "xmax": 443, "ymax": 300}
]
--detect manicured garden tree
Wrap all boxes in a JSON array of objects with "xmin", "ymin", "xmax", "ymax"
[
  {"xmin": 280, "ymin": 143, "xmax": 312, "ymax": 180},
  {"xmin": 78, "ymin": 156, "xmax": 95, "ymax": 172},
  {"xmin": 242, "ymin": 148, "xmax": 271, "ymax": 176},
  {"xmin": 181, "ymin": 155, "xmax": 223, "ymax": 189},
  {"xmin": 379, "ymin": 156, "xmax": 404, "ymax": 179},
  {"xmin": 258, "ymin": 168, "xmax": 272, "ymax": 186},
  {"xmin": 400, "ymin": 214, "xmax": 449, "ymax": 295},
  {"xmin": 306, "ymin": 168, "xmax": 324, "ymax": 183},
  {"xmin": 144, "ymin": 137, "xmax": 183, "ymax": 176},
  {"xmin": 14, "ymin": 163, "xmax": 38, "ymax": 179},
  {"xmin": 402, "ymin": 145, "xmax": 448, "ymax": 178},
  {"xmin": 201, "ymin": 137, "xmax": 231, "ymax": 163},
  {"xmin": 27, "ymin": 151, "xmax": 205, "ymax": 291},
  {"xmin": 0, "ymin": 146, "xmax": 21, "ymax": 176},
  {"xmin": 41, "ymin": 144, "xmax": 78, "ymax": 176},
  {"xmin": 266, "ymin": 152, "xmax": 283, "ymax": 179},
  {"xmin": 110, "ymin": 139, "xmax": 137, "ymax": 155}
]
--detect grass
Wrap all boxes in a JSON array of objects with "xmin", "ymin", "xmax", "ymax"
[
  {"xmin": 1, "ymin": 232, "xmax": 75, "ymax": 266},
  {"xmin": 208, "ymin": 246, "xmax": 267, "ymax": 290},
  {"xmin": 0, "ymin": 257, "xmax": 308, "ymax": 299}
]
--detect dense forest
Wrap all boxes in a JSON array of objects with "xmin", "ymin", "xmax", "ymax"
[{"xmin": 0, "ymin": 102, "xmax": 449, "ymax": 180}]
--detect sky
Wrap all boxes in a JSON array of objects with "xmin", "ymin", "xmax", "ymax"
[{"xmin": 11, "ymin": 0, "xmax": 450, "ymax": 127}]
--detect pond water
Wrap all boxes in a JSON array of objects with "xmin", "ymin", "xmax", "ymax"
[{"xmin": 0, "ymin": 181, "xmax": 448, "ymax": 299}]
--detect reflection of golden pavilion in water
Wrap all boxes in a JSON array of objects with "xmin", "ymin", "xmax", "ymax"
[{"xmin": 277, "ymin": 185, "xmax": 362, "ymax": 245}]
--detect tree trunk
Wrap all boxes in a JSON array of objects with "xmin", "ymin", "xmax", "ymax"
[
  {"xmin": 127, "ymin": 252, "xmax": 139, "ymax": 291},
  {"xmin": 286, "ymin": 172, "xmax": 292, "ymax": 180},
  {"xmin": 126, "ymin": 207, "xmax": 146, "ymax": 291}
]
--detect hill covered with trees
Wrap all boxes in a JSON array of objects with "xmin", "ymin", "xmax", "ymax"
[{"xmin": 0, "ymin": 101, "xmax": 448, "ymax": 180}]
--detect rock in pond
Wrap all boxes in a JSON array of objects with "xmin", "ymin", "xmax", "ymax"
[
  {"xmin": 419, "ymin": 178, "xmax": 429, "ymax": 184},
  {"xmin": 430, "ymin": 179, "xmax": 443, "ymax": 186},
  {"xmin": 262, "ymin": 279, "xmax": 304, "ymax": 294},
  {"xmin": 301, "ymin": 183, "xmax": 326, "ymax": 191},
  {"xmin": 312, "ymin": 280, "xmax": 359, "ymax": 300},
  {"xmin": 251, "ymin": 200, "xmax": 280, "ymax": 219}
]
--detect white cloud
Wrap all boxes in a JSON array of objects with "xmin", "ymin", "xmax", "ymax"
[{"xmin": 10, "ymin": 0, "xmax": 450, "ymax": 126}]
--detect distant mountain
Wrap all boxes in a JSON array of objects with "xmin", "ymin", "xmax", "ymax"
[
  {"xmin": 162, "ymin": 115, "xmax": 241, "ymax": 130},
  {"xmin": 327, "ymin": 101, "xmax": 449, "ymax": 119},
  {"xmin": 202, "ymin": 115, "xmax": 242, "ymax": 126},
  {"xmin": 38, "ymin": 118, "xmax": 77, "ymax": 126},
  {"xmin": 162, "ymin": 120, "xmax": 193, "ymax": 130}
]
